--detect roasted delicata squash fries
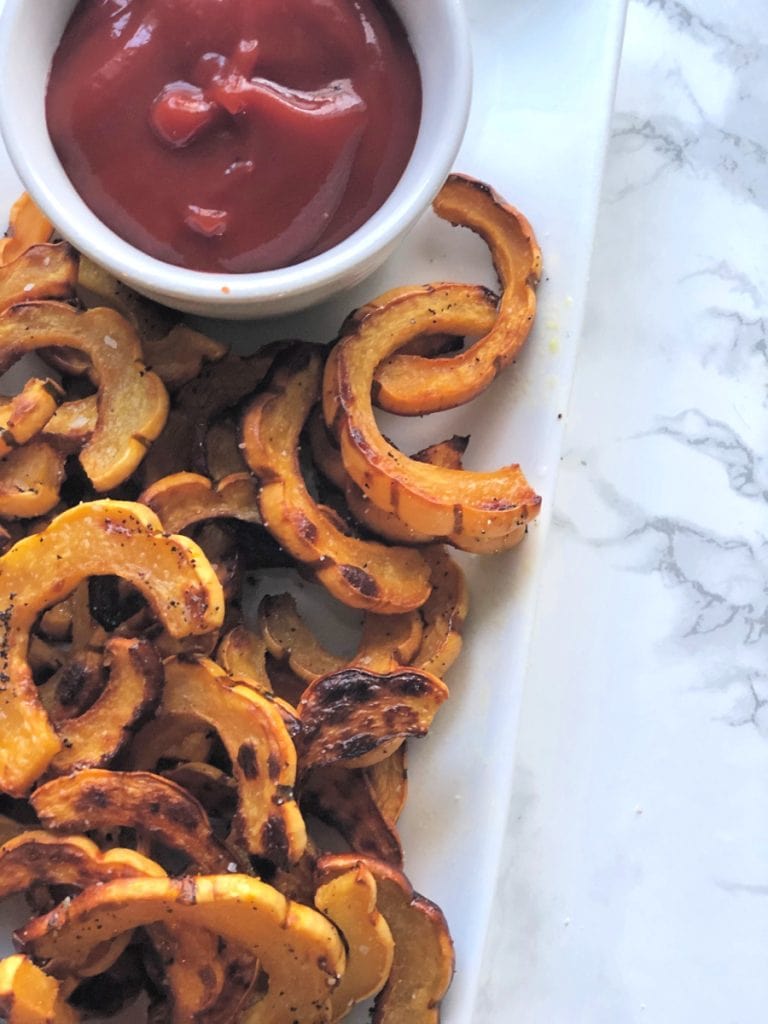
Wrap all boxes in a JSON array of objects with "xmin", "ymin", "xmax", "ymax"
[{"xmin": 0, "ymin": 176, "xmax": 540, "ymax": 1021}]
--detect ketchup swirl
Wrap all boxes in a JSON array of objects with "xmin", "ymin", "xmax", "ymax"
[{"xmin": 47, "ymin": 0, "xmax": 421, "ymax": 273}]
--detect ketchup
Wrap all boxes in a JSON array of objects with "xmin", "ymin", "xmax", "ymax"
[{"xmin": 47, "ymin": 0, "xmax": 421, "ymax": 273}]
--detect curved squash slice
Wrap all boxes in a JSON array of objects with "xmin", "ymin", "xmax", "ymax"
[
  {"xmin": 0, "ymin": 441, "xmax": 65, "ymax": 518},
  {"xmin": 0, "ymin": 955, "xmax": 79, "ymax": 1024},
  {"xmin": 216, "ymin": 624, "xmax": 274, "ymax": 694},
  {"xmin": 261, "ymin": 593, "xmax": 422, "ymax": 683},
  {"xmin": 301, "ymin": 766, "xmax": 403, "ymax": 866},
  {"xmin": 41, "ymin": 396, "xmax": 96, "ymax": 452},
  {"xmin": 147, "ymin": 921, "xmax": 257, "ymax": 1024},
  {"xmin": 140, "ymin": 471, "xmax": 261, "ymax": 535},
  {"xmin": 127, "ymin": 715, "xmax": 214, "ymax": 770},
  {"xmin": 205, "ymin": 417, "xmax": 248, "ymax": 479},
  {"xmin": 142, "ymin": 323, "xmax": 227, "ymax": 391},
  {"xmin": 373, "ymin": 173, "xmax": 542, "ymax": 413},
  {"xmin": 366, "ymin": 744, "xmax": 409, "ymax": 826},
  {"xmin": 48, "ymin": 638, "xmax": 161, "ymax": 775},
  {"xmin": 242, "ymin": 343, "xmax": 432, "ymax": 613},
  {"xmin": 414, "ymin": 547, "xmax": 469, "ymax": 677},
  {"xmin": 308, "ymin": 409, "xmax": 457, "ymax": 546},
  {"xmin": 76, "ymin": 255, "xmax": 175, "ymax": 344},
  {"xmin": 0, "ymin": 302, "xmax": 168, "ymax": 490},
  {"xmin": 177, "ymin": 342, "xmax": 289, "ymax": 474},
  {"xmin": 162, "ymin": 656, "xmax": 306, "ymax": 865},
  {"xmin": 31, "ymin": 770, "xmax": 231, "ymax": 873},
  {"xmin": 315, "ymin": 863, "xmax": 395, "ymax": 1021},
  {"xmin": 0, "ymin": 193, "xmax": 54, "ymax": 265},
  {"xmin": 316, "ymin": 854, "xmax": 454, "ymax": 1024},
  {"xmin": 298, "ymin": 667, "xmax": 448, "ymax": 770},
  {"xmin": 0, "ymin": 243, "xmax": 77, "ymax": 314},
  {"xmin": 0, "ymin": 833, "xmax": 248, "ymax": 1022},
  {"xmin": 323, "ymin": 284, "xmax": 541, "ymax": 552},
  {"xmin": 0, "ymin": 832, "xmax": 163, "ymax": 981},
  {"xmin": 0, "ymin": 499, "xmax": 223, "ymax": 796},
  {"xmin": 0, "ymin": 377, "xmax": 64, "ymax": 457},
  {"xmin": 17, "ymin": 874, "xmax": 346, "ymax": 1024},
  {"xmin": 0, "ymin": 832, "xmax": 165, "ymax": 899}
]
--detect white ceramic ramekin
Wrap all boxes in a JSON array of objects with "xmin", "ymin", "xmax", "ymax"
[{"xmin": 0, "ymin": 0, "xmax": 471, "ymax": 319}]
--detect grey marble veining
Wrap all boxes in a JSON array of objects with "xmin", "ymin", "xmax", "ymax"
[{"xmin": 479, "ymin": 1, "xmax": 768, "ymax": 1020}]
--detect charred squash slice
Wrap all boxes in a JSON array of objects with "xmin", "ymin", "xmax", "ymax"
[
  {"xmin": 0, "ymin": 193, "xmax": 54, "ymax": 265},
  {"xmin": 48, "ymin": 638, "xmax": 162, "ymax": 775},
  {"xmin": 0, "ymin": 302, "xmax": 168, "ymax": 490},
  {"xmin": 323, "ymin": 284, "xmax": 541, "ymax": 552},
  {"xmin": 0, "ymin": 831, "xmax": 165, "ymax": 899},
  {"xmin": 297, "ymin": 667, "xmax": 448, "ymax": 771},
  {"xmin": 372, "ymin": 173, "xmax": 542, "ymax": 413},
  {"xmin": 17, "ymin": 874, "xmax": 346, "ymax": 1024},
  {"xmin": 301, "ymin": 765, "xmax": 404, "ymax": 867},
  {"xmin": 0, "ymin": 499, "xmax": 223, "ymax": 796},
  {"xmin": 242, "ymin": 343, "xmax": 432, "ymax": 613},
  {"xmin": 31, "ymin": 769, "xmax": 231, "ymax": 874},
  {"xmin": 162, "ymin": 656, "xmax": 306, "ymax": 865}
]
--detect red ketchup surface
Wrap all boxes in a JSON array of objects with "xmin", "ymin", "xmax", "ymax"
[{"xmin": 47, "ymin": 0, "xmax": 421, "ymax": 273}]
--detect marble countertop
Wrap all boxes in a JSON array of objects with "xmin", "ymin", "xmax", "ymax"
[{"xmin": 479, "ymin": 1, "xmax": 768, "ymax": 1021}]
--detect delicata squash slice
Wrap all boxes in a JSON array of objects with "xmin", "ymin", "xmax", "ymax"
[
  {"xmin": 297, "ymin": 667, "xmax": 449, "ymax": 771},
  {"xmin": 0, "ymin": 242, "xmax": 78, "ymax": 314},
  {"xmin": 47, "ymin": 638, "xmax": 161, "ymax": 775},
  {"xmin": 0, "ymin": 441, "xmax": 65, "ymax": 519},
  {"xmin": 0, "ymin": 833, "xmax": 251, "ymax": 1023},
  {"xmin": 316, "ymin": 854, "xmax": 455, "ymax": 1024},
  {"xmin": 260, "ymin": 592, "xmax": 423, "ymax": 683},
  {"xmin": 301, "ymin": 765, "xmax": 404, "ymax": 867},
  {"xmin": 31, "ymin": 770, "xmax": 231, "ymax": 874},
  {"xmin": 0, "ymin": 377, "xmax": 64, "ymax": 457},
  {"xmin": 162, "ymin": 655, "xmax": 306, "ymax": 865},
  {"xmin": 0, "ymin": 301, "xmax": 168, "ymax": 490},
  {"xmin": 0, "ymin": 831, "xmax": 165, "ymax": 897},
  {"xmin": 140, "ymin": 470, "xmax": 262, "ymax": 535},
  {"xmin": 0, "ymin": 499, "xmax": 224, "ymax": 796},
  {"xmin": 242, "ymin": 343, "xmax": 432, "ymax": 613},
  {"xmin": 0, "ymin": 955, "xmax": 79, "ymax": 1024},
  {"xmin": 314, "ymin": 862, "xmax": 395, "ymax": 1021},
  {"xmin": 372, "ymin": 173, "xmax": 542, "ymax": 414},
  {"xmin": 0, "ymin": 833, "xmax": 164, "ymax": 982},
  {"xmin": 323, "ymin": 283, "xmax": 542, "ymax": 552},
  {"xmin": 0, "ymin": 193, "xmax": 54, "ymax": 265},
  {"xmin": 18, "ymin": 873, "xmax": 347, "ymax": 1024},
  {"xmin": 413, "ymin": 546, "xmax": 469, "ymax": 678}
]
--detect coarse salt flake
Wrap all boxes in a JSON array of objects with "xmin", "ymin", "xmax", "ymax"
[
  {"xmin": 22, "ymin": 283, "xmax": 34, "ymax": 292},
  {"xmin": 104, "ymin": 335, "xmax": 119, "ymax": 349}
]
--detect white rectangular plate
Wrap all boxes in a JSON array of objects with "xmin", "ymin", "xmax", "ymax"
[{"xmin": 0, "ymin": 0, "xmax": 626, "ymax": 1020}]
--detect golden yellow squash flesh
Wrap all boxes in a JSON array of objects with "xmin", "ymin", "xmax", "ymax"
[
  {"xmin": 18, "ymin": 874, "xmax": 346, "ymax": 1024},
  {"xmin": 372, "ymin": 173, "xmax": 542, "ymax": 414},
  {"xmin": 0, "ymin": 500, "xmax": 223, "ymax": 796},
  {"xmin": 0, "ymin": 955, "xmax": 79, "ymax": 1024},
  {"xmin": 0, "ymin": 302, "xmax": 168, "ymax": 490}
]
